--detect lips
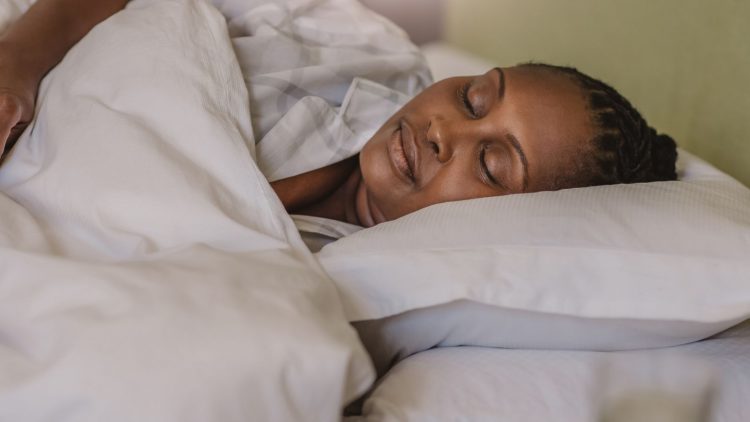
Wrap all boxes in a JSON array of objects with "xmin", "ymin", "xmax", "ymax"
[
  {"xmin": 400, "ymin": 119, "xmax": 418, "ymax": 181},
  {"xmin": 387, "ymin": 121, "xmax": 416, "ymax": 184}
]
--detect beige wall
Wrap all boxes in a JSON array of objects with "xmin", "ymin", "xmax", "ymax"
[{"xmin": 445, "ymin": 0, "xmax": 750, "ymax": 186}]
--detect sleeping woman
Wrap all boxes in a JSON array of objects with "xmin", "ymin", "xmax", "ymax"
[{"xmin": 0, "ymin": 0, "xmax": 678, "ymax": 231}]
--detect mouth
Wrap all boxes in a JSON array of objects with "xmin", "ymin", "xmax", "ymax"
[
  {"xmin": 387, "ymin": 120, "xmax": 416, "ymax": 184},
  {"xmin": 400, "ymin": 119, "xmax": 418, "ymax": 181}
]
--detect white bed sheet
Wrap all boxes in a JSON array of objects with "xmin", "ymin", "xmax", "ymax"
[{"xmin": 356, "ymin": 320, "xmax": 750, "ymax": 422}]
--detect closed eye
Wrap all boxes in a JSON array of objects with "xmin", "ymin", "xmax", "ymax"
[
  {"xmin": 458, "ymin": 82, "xmax": 476, "ymax": 118},
  {"xmin": 480, "ymin": 146, "xmax": 502, "ymax": 188}
]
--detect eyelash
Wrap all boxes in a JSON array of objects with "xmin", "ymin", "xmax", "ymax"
[
  {"xmin": 459, "ymin": 82, "xmax": 476, "ymax": 118},
  {"xmin": 479, "ymin": 145, "xmax": 500, "ymax": 187}
]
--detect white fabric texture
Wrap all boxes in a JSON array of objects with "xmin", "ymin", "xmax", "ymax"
[
  {"xmin": 221, "ymin": 0, "xmax": 431, "ymax": 181},
  {"xmin": 212, "ymin": 0, "xmax": 432, "ymax": 247},
  {"xmin": 355, "ymin": 320, "xmax": 750, "ymax": 422},
  {"xmin": 318, "ymin": 150, "xmax": 750, "ymax": 371},
  {"xmin": 0, "ymin": 0, "xmax": 374, "ymax": 420}
]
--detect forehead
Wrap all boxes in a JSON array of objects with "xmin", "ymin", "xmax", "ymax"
[{"xmin": 500, "ymin": 66, "xmax": 595, "ymax": 190}]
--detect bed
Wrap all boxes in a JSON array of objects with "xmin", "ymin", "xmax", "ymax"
[
  {"xmin": 330, "ymin": 42, "xmax": 750, "ymax": 422},
  {"xmin": 1, "ymin": 1, "xmax": 748, "ymax": 421}
]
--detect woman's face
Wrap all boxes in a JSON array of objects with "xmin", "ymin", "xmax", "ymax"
[{"xmin": 356, "ymin": 66, "xmax": 595, "ymax": 227}]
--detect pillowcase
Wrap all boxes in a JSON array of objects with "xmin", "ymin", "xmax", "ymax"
[{"xmin": 317, "ymin": 150, "xmax": 750, "ymax": 375}]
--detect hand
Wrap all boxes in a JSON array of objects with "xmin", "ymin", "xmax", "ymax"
[
  {"xmin": 0, "ymin": 51, "xmax": 37, "ymax": 160},
  {"xmin": 0, "ymin": 89, "xmax": 34, "ymax": 156},
  {"xmin": 0, "ymin": 0, "xmax": 130, "ymax": 161}
]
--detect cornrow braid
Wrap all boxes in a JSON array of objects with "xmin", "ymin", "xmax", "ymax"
[{"xmin": 520, "ymin": 63, "xmax": 678, "ymax": 187}]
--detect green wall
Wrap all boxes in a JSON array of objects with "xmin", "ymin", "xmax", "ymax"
[{"xmin": 445, "ymin": 0, "xmax": 750, "ymax": 186}]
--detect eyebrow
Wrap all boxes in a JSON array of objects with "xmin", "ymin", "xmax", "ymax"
[
  {"xmin": 494, "ymin": 67, "xmax": 529, "ymax": 192},
  {"xmin": 494, "ymin": 67, "xmax": 506, "ymax": 98}
]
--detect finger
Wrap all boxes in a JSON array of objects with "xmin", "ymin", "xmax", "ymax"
[
  {"xmin": 6, "ymin": 120, "xmax": 28, "ymax": 145},
  {"xmin": 0, "ymin": 123, "xmax": 13, "ymax": 153},
  {"xmin": 0, "ymin": 134, "xmax": 8, "ymax": 154},
  {"xmin": 0, "ymin": 104, "xmax": 22, "ymax": 149}
]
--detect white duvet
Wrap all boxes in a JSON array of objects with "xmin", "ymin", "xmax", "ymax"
[{"xmin": 0, "ymin": 1, "xmax": 373, "ymax": 420}]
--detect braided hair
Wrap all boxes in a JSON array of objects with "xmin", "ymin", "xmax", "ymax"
[{"xmin": 520, "ymin": 63, "xmax": 678, "ymax": 189}]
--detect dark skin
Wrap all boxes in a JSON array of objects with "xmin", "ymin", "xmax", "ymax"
[{"xmin": 272, "ymin": 66, "xmax": 595, "ymax": 227}]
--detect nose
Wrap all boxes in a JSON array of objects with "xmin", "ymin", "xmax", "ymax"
[{"xmin": 426, "ymin": 115, "xmax": 478, "ymax": 163}]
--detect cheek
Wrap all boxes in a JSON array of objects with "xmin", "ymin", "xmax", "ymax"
[
  {"xmin": 359, "ymin": 138, "xmax": 412, "ymax": 216},
  {"xmin": 363, "ymin": 154, "xmax": 503, "ymax": 220},
  {"xmin": 422, "ymin": 166, "xmax": 498, "ymax": 205},
  {"xmin": 359, "ymin": 141, "xmax": 387, "ymax": 186},
  {"xmin": 397, "ymin": 172, "xmax": 497, "ymax": 219}
]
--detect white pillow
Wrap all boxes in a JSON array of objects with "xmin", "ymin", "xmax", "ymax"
[{"xmin": 317, "ymin": 150, "xmax": 750, "ymax": 375}]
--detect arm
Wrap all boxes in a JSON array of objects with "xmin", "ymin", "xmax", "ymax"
[{"xmin": 0, "ymin": 0, "xmax": 129, "ymax": 158}]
